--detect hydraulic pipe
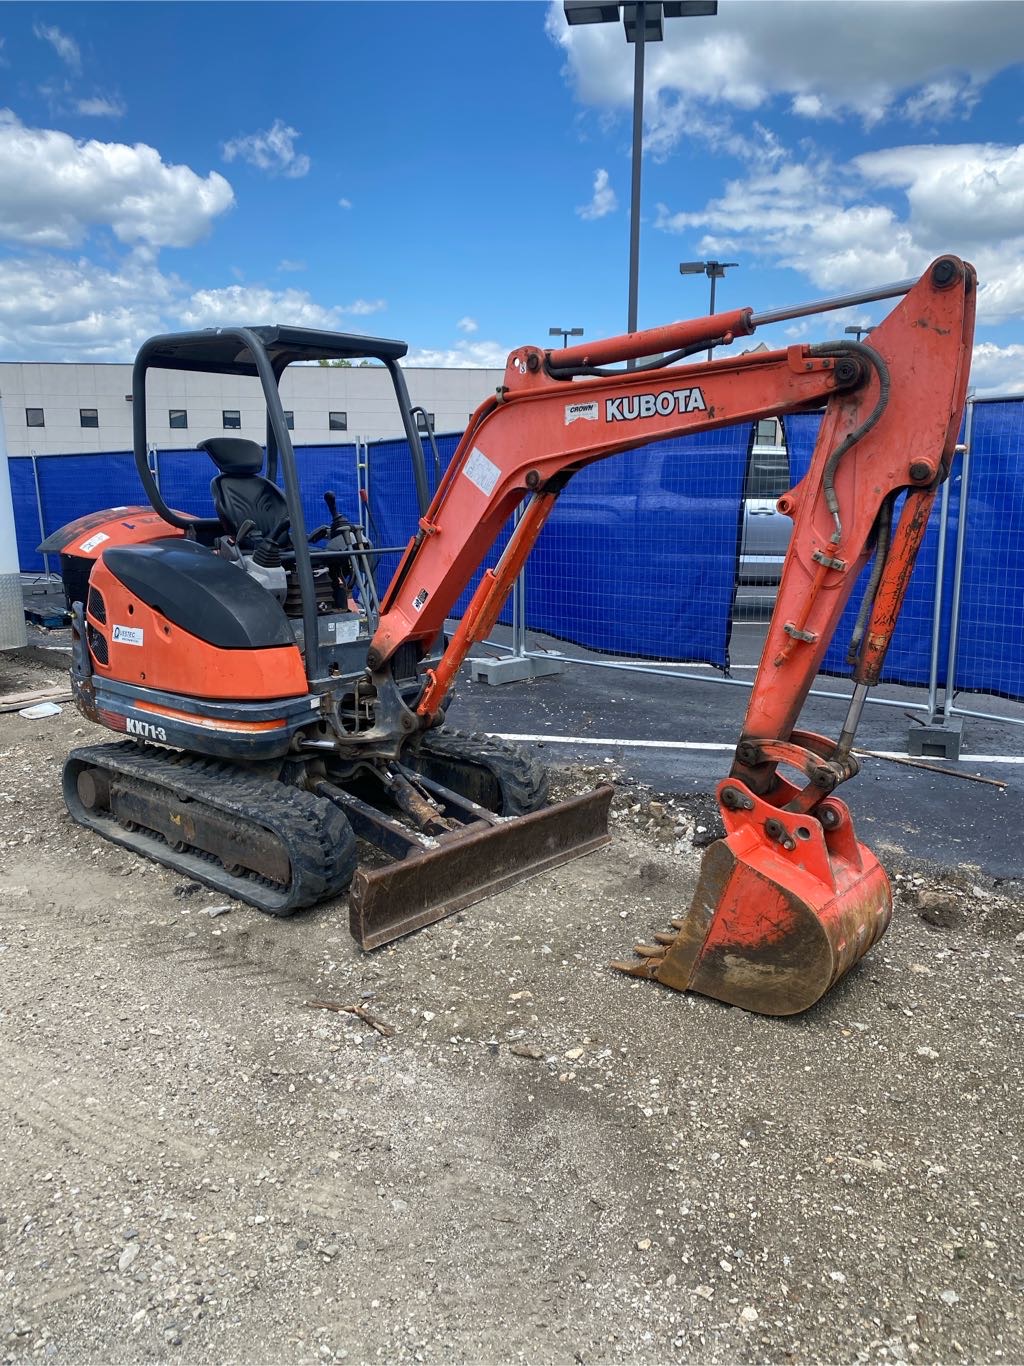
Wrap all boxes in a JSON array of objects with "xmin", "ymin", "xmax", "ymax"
[
  {"xmin": 750, "ymin": 277, "xmax": 918, "ymax": 329},
  {"xmin": 553, "ymin": 307, "xmax": 755, "ymax": 370}
]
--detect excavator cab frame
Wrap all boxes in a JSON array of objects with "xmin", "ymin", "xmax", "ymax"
[{"xmin": 127, "ymin": 325, "xmax": 432, "ymax": 688}]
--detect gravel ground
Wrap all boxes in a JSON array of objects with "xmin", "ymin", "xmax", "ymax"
[{"xmin": 1, "ymin": 645, "xmax": 1022, "ymax": 1365}]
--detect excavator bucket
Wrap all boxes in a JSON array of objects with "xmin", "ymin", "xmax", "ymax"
[{"xmin": 613, "ymin": 781, "xmax": 892, "ymax": 1016}]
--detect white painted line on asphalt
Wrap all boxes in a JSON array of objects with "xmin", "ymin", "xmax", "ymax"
[
  {"xmin": 493, "ymin": 733, "xmax": 735, "ymax": 752},
  {"xmin": 490, "ymin": 733, "xmax": 1024, "ymax": 766}
]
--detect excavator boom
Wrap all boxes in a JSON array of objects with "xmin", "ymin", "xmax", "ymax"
[{"xmin": 365, "ymin": 255, "xmax": 976, "ymax": 1014}]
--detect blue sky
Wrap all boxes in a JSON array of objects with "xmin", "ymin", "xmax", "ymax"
[{"xmin": 1, "ymin": 1, "xmax": 1023, "ymax": 390}]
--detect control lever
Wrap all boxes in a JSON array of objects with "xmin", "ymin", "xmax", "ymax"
[{"xmin": 324, "ymin": 490, "xmax": 350, "ymax": 538}]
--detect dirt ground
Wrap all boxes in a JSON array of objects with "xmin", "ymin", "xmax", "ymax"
[{"xmin": 1, "ymin": 644, "xmax": 1022, "ymax": 1366}]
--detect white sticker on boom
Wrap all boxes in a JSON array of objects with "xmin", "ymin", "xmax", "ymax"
[
  {"xmin": 565, "ymin": 400, "xmax": 598, "ymax": 425},
  {"xmin": 463, "ymin": 447, "xmax": 500, "ymax": 497},
  {"xmin": 79, "ymin": 531, "xmax": 109, "ymax": 553},
  {"xmin": 111, "ymin": 624, "xmax": 144, "ymax": 647}
]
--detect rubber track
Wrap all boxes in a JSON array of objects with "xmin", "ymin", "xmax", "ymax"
[
  {"xmin": 64, "ymin": 741, "xmax": 357, "ymax": 916},
  {"xmin": 408, "ymin": 728, "xmax": 549, "ymax": 816}
]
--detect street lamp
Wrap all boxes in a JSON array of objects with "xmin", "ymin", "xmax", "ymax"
[
  {"xmin": 679, "ymin": 259, "xmax": 738, "ymax": 359},
  {"xmin": 564, "ymin": 0, "xmax": 717, "ymax": 361},
  {"xmin": 845, "ymin": 325, "xmax": 874, "ymax": 341},
  {"xmin": 549, "ymin": 326, "xmax": 584, "ymax": 348}
]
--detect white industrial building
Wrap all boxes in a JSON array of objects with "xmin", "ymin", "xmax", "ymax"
[{"xmin": 0, "ymin": 361, "xmax": 506, "ymax": 457}]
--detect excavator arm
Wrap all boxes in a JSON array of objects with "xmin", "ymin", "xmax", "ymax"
[{"xmin": 365, "ymin": 255, "xmax": 975, "ymax": 1015}]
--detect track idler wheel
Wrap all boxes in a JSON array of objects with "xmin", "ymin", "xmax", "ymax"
[{"xmin": 613, "ymin": 780, "xmax": 892, "ymax": 1016}]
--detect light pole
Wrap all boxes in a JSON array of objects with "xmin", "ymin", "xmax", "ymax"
[
  {"xmin": 564, "ymin": 1, "xmax": 717, "ymax": 362},
  {"xmin": 679, "ymin": 259, "xmax": 738, "ymax": 359},
  {"xmin": 549, "ymin": 326, "xmax": 584, "ymax": 348},
  {"xmin": 845, "ymin": 324, "xmax": 874, "ymax": 342}
]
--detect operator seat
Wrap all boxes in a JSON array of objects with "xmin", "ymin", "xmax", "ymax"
[{"xmin": 199, "ymin": 437, "xmax": 288, "ymax": 542}]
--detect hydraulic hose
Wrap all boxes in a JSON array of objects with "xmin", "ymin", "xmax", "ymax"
[{"xmin": 807, "ymin": 340, "xmax": 890, "ymax": 544}]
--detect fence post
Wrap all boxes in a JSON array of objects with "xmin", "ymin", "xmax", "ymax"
[
  {"xmin": 939, "ymin": 396, "xmax": 976, "ymax": 739},
  {"xmin": 0, "ymin": 404, "xmax": 28, "ymax": 648},
  {"xmin": 907, "ymin": 399, "xmax": 973, "ymax": 758},
  {"xmin": 468, "ymin": 502, "xmax": 564, "ymax": 686},
  {"xmin": 30, "ymin": 453, "xmax": 52, "ymax": 577}
]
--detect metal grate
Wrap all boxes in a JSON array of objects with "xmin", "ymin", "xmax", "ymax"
[
  {"xmin": 87, "ymin": 623, "xmax": 109, "ymax": 665},
  {"xmin": 87, "ymin": 585, "xmax": 107, "ymax": 623}
]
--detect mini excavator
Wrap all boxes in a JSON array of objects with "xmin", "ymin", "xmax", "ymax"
[{"xmin": 45, "ymin": 256, "xmax": 975, "ymax": 1016}]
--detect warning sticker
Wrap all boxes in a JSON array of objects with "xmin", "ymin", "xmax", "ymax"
[
  {"xmin": 463, "ymin": 447, "xmax": 501, "ymax": 497},
  {"xmin": 564, "ymin": 400, "xmax": 599, "ymax": 425},
  {"xmin": 111, "ymin": 624, "xmax": 144, "ymax": 647},
  {"xmin": 412, "ymin": 588, "xmax": 429, "ymax": 613},
  {"xmin": 79, "ymin": 531, "xmax": 110, "ymax": 553}
]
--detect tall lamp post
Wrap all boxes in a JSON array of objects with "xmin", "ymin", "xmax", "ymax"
[
  {"xmin": 679, "ymin": 258, "xmax": 738, "ymax": 359},
  {"xmin": 564, "ymin": 1, "xmax": 717, "ymax": 361},
  {"xmin": 549, "ymin": 326, "xmax": 584, "ymax": 348}
]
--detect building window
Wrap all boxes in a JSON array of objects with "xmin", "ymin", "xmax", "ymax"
[
  {"xmin": 283, "ymin": 410, "xmax": 295, "ymax": 431},
  {"xmin": 80, "ymin": 408, "xmax": 99, "ymax": 428},
  {"xmin": 222, "ymin": 409, "xmax": 241, "ymax": 430},
  {"xmin": 755, "ymin": 418, "xmax": 778, "ymax": 445},
  {"xmin": 416, "ymin": 411, "xmax": 436, "ymax": 433},
  {"xmin": 169, "ymin": 409, "xmax": 188, "ymax": 430},
  {"xmin": 329, "ymin": 411, "xmax": 347, "ymax": 432},
  {"xmin": 26, "ymin": 407, "xmax": 44, "ymax": 428}
]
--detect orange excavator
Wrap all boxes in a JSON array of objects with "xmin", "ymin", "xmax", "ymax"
[{"xmin": 45, "ymin": 256, "xmax": 975, "ymax": 1015}]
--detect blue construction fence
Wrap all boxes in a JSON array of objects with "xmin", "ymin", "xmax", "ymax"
[
  {"xmin": 10, "ymin": 423, "xmax": 752, "ymax": 670},
  {"xmin": 785, "ymin": 399, "xmax": 1024, "ymax": 702},
  {"xmin": 9, "ymin": 398, "xmax": 1024, "ymax": 702}
]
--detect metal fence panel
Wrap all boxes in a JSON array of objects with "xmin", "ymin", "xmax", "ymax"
[
  {"xmin": 522, "ymin": 425, "xmax": 750, "ymax": 667},
  {"xmin": 953, "ymin": 399, "xmax": 1024, "ymax": 702},
  {"xmin": 365, "ymin": 430, "xmax": 452, "ymax": 569},
  {"xmin": 782, "ymin": 413, "xmax": 959, "ymax": 688},
  {"xmin": 10, "ymin": 457, "xmax": 46, "ymax": 573}
]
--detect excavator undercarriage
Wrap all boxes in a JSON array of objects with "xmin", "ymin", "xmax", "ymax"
[{"xmin": 47, "ymin": 257, "xmax": 976, "ymax": 1015}]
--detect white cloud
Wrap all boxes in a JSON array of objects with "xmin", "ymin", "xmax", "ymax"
[
  {"xmin": 178, "ymin": 286, "xmax": 386, "ymax": 330},
  {"xmin": 404, "ymin": 339, "xmax": 510, "ymax": 369},
  {"xmin": 577, "ymin": 167, "xmax": 617, "ymax": 221},
  {"xmin": 277, "ymin": 258, "xmax": 306, "ymax": 272},
  {"xmin": 655, "ymin": 138, "xmax": 1024, "ymax": 323},
  {"xmin": 222, "ymin": 119, "xmax": 310, "ymax": 178},
  {"xmin": 0, "ymin": 110, "xmax": 234, "ymax": 249},
  {"xmin": 75, "ymin": 95, "xmax": 125, "ymax": 118},
  {"xmin": 177, "ymin": 288, "xmax": 383, "ymax": 330},
  {"xmin": 338, "ymin": 197, "xmax": 352, "ymax": 209},
  {"xmin": 0, "ymin": 252, "xmax": 177, "ymax": 361},
  {"xmin": 970, "ymin": 342, "xmax": 1024, "ymax": 395},
  {"xmin": 34, "ymin": 23, "xmax": 80, "ymax": 72},
  {"xmin": 456, "ymin": 316, "xmax": 478, "ymax": 334},
  {"xmin": 854, "ymin": 143, "xmax": 1024, "ymax": 248},
  {"xmin": 344, "ymin": 298, "xmax": 386, "ymax": 316},
  {"xmin": 547, "ymin": 1, "xmax": 1024, "ymax": 154},
  {"xmin": 0, "ymin": 253, "xmax": 387, "ymax": 362}
]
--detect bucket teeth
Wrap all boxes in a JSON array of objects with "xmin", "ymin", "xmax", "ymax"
[
  {"xmin": 653, "ymin": 929, "xmax": 678, "ymax": 945},
  {"xmin": 632, "ymin": 942, "xmax": 666, "ymax": 958}
]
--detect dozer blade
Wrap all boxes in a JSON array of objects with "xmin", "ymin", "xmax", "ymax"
[
  {"xmin": 350, "ymin": 785, "xmax": 614, "ymax": 950},
  {"xmin": 613, "ymin": 783, "xmax": 892, "ymax": 1016}
]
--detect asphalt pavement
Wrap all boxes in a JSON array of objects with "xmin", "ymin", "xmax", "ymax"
[{"xmin": 458, "ymin": 620, "xmax": 1024, "ymax": 883}]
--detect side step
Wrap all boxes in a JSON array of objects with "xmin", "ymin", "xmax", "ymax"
[{"xmin": 348, "ymin": 785, "xmax": 614, "ymax": 950}]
